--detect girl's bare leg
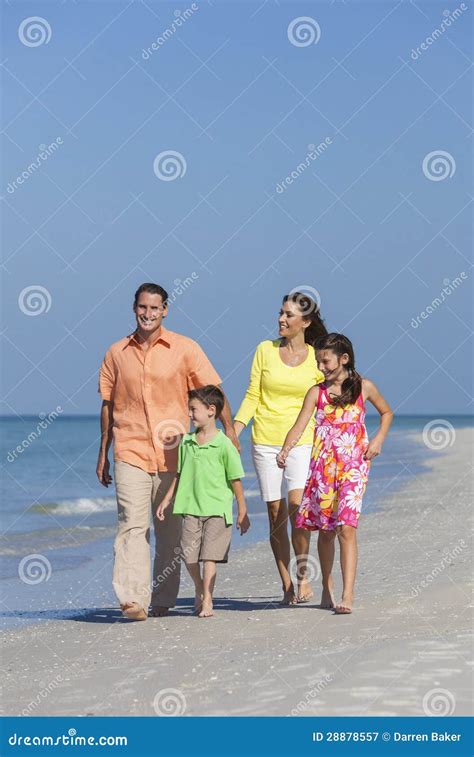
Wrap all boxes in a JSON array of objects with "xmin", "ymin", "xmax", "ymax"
[
  {"xmin": 185, "ymin": 562, "xmax": 204, "ymax": 613},
  {"xmin": 199, "ymin": 560, "xmax": 217, "ymax": 617},
  {"xmin": 317, "ymin": 530, "xmax": 336, "ymax": 608},
  {"xmin": 267, "ymin": 499, "xmax": 295, "ymax": 604},
  {"xmin": 336, "ymin": 525, "xmax": 357, "ymax": 612},
  {"xmin": 288, "ymin": 492, "xmax": 313, "ymax": 602}
]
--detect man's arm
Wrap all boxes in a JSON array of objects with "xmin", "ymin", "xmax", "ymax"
[{"xmin": 96, "ymin": 400, "xmax": 114, "ymax": 487}]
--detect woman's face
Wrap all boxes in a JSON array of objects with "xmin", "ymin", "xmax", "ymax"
[{"xmin": 278, "ymin": 300, "xmax": 307, "ymax": 339}]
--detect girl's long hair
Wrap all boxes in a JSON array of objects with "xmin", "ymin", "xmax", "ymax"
[
  {"xmin": 282, "ymin": 291, "xmax": 327, "ymax": 346},
  {"xmin": 315, "ymin": 333, "xmax": 362, "ymax": 406}
]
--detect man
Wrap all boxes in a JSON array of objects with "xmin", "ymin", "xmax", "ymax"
[{"xmin": 96, "ymin": 282, "xmax": 239, "ymax": 621}]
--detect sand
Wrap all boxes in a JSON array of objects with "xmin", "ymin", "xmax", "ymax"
[{"xmin": 1, "ymin": 428, "xmax": 472, "ymax": 717}]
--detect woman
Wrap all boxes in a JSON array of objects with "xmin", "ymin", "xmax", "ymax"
[{"xmin": 233, "ymin": 292, "xmax": 327, "ymax": 604}]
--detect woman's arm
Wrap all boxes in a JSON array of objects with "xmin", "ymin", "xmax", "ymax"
[
  {"xmin": 363, "ymin": 379, "xmax": 393, "ymax": 460},
  {"xmin": 233, "ymin": 343, "xmax": 264, "ymax": 435},
  {"xmin": 276, "ymin": 385, "xmax": 319, "ymax": 467}
]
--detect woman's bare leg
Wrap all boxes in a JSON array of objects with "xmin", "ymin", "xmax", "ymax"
[
  {"xmin": 288, "ymin": 491, "xmax": 313, "ymax": 602},
  {"xmin": 267, "ymin": 499, "xmax": 295, "ymax": 604},
  {"xmin": 336, "ymin": 525, "xmax": 357, "ymax": 613},
  {"xmin": 317, "ymin": 530, "xmax": 336, "ymax": 608}
]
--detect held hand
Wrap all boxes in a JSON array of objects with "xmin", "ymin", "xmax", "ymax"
[
  {"xmin": 364, "ymin": 438, "xmax": 382, "ymax": 461},
  {"xmin": 276, "ymin": 450, "xmax": 287, "ymax": 469},
  {"xmin": 96, "ymin": 455, "xmax": 112, "ymax": 487},
  {"xmin": 237, "ymin": 511, "xmax": 250, "ymax": 535}
]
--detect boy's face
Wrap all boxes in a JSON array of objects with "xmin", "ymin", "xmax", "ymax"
[
  {"xmin": 316, "ymin": 349, "xmax": 349, "ymax": 380},
  {"xmin": 188, "ymin": 398, "xmax": 215, "ymax": 427}
]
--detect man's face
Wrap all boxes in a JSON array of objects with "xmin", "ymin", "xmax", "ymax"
[{"xmin": 133, "ymin": 293, "xmax": 167, "ymax": 334}]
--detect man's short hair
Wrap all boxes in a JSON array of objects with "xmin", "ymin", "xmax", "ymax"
[{"xmin": 134, "ymin": 283, "xmax": 169, "ymax": 307}]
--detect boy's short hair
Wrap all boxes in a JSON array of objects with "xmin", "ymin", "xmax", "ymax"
[{"xmin": 188, "ymin": 385, "xmax": 225, "ymax": 419}]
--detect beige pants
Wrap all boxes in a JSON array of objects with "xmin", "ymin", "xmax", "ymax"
[{"xmin": 112, "ymin": 461, "xmax": 182, "ymax": 612}]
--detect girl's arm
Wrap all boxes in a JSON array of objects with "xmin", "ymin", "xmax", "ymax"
[
  {"xmin": 276, "ymin": 385, "xmax": 319, "ymax": 467},
  {"xmin": 363, "ymin": 379, "xmax": 394, "ymax": 460}
]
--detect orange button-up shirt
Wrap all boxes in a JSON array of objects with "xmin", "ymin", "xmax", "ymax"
[{"xmin": 98, "ymin": 326, "xmax": 222, "ymax": 473}]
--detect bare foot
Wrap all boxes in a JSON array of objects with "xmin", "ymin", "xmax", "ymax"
[
  {"xmin": 198, "ymin": 601, "xmax": 214, "ymax": 618},
  {"xmin": 121, "ymin": 602, "xmax": 147, "ymax": 621},
  {"xmin": 297, "ymin": 579, "xmax": 314, "ymax": 604},
  {"xmin": 318, "ymin": 586, "xmax": 335, "ymax": 610},
  {"xmin": 280, "ymin": 587, "xmax": 297, "ymax": 606},
  {"xmin": 150, "ymin": 605, "xmax": 169, "ymax": 617},
  {"xmin": 194, "ymin": 593, "xmax": 203, "ymax": 614},
  {"xmin": 335, "ymin": 594, "xmax": 353, "ymax": 614}
]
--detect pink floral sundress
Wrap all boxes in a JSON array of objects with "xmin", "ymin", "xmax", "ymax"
[{"xmin": 295, "ymin": 382, "xmax": 370, "ymax": 531}]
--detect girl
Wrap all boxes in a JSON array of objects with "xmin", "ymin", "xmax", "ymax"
[
  {"xmin": 276, "ymin": 333, "xmax": 393, "ymax": 614},
  {"xmin": 234, "ymin": 292, "xmax": 327, "ymax": 605}
]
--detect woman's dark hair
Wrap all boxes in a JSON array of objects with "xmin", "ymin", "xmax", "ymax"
[
  {"xmin": 134, "ymin": 283, "xmax": 169, "ymax": 307},
  {"xmin": 282, "ymin": 291, "xmax": 328, "ymax": 346},
  {"xmin": 188, "ymin": 385, "xmax": 225, "ymax": 419},
  {"xmin": 315, "ymin": 333, "xmax": 362, "ymax": 406}
]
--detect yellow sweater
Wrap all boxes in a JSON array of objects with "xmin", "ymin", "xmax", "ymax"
[{"xmin": 234, "ymin": 340, "xmax": 325, "ymax": 446}]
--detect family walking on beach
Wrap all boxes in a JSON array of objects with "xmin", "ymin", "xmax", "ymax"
[{"xmin": 97, "ymin": 283, "xmax": 393, "ymax": 620}]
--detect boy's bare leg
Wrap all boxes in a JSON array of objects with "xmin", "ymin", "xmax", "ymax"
[
  {"xmin": 267, "ymin": 499, "xmax": 295, "ymax": 604},
  {"xmin": 336, "ymin": 525, "xmax": 357, "ymax": 613},
  {"xmin": 185, "ymin": 562, "xmax": 204, "ymax": 613},
  {"xmin": 317, "ymin": 530, "xmax": 336, "ymax": 609},
  {"xmin": 199, "ymin": 560, "xmax": 216, "ymax": 617},
  {"xmin": 289, "ymin": 494, "xmax": 313, "ymax": 602}
]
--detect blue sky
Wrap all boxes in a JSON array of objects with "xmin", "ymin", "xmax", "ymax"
[{"xmin": 1, "ymin": 0, "xmax": 472, "ymax": 416}]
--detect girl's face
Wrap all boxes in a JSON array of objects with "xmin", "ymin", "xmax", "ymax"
[
  {"xmin": 188, "ymin": 398, "xmax": 215, "ymax": 427},
  {"xmin": 278, "ymin": 300, "xmax": 308, "ymax": 339},
  {"xmin": 317, "ymin": 349, "xmax": 349, "ymax": 380}
]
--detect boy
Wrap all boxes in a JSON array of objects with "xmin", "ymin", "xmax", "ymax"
[{"xmin": 157, "ymin": 385, "xmax": 250, "ymax": 617}]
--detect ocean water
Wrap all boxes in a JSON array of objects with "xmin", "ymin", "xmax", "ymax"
[{"xmin": 1, "ymin": 415, "xmax": 471, "ymax": 628}]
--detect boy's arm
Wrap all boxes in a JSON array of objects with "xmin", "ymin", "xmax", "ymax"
[
  {"xmin": 157, "ymin": 474, "xmax": 179, "ymax": 520},
  {"xmin": 363, "ymin": 379, "xmax": 394, "ymax": 459},
  {"xmin": 230, "ymin": 479, "xmax": 250, "ymax": 534}
]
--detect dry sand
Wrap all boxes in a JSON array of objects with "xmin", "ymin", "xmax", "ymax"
[{"xmin": 1, "ymin": 429, "xmax": 472, "ymax": 717}]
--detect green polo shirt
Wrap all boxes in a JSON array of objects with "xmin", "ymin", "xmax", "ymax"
[{"xmin": 173, "ymin": 430, "xmax": 245, "ymax": 525}]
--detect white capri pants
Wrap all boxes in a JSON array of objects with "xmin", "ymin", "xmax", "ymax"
[{"xmin": 251, "ymin": 443, "xmax": 312, "ymax": 503}]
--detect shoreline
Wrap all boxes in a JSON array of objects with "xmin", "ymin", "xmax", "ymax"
[{"xmin": 1, "ymin": 427, "xmax": 472, "ymax": 716}]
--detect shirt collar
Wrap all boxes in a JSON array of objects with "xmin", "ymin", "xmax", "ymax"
[
  {"xmin": 125, "ymin": 324, "xmax": 171, "ymax": 349},
  {"xmin": 187, "ymin": 430, "xmax": 223, "ymax": 448}
]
